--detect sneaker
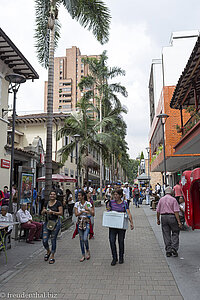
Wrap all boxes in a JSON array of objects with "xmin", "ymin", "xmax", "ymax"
[
  {"xmin": 166, "ymin": 252, "xmax": 172, "ymax": 257},
  {"xmin": 111, "ymin": 259, "xmax": 117, "ymax": 266},
  {"xmin": 171, "ymin": 249, "xmax": 178, "ymax": 257}
]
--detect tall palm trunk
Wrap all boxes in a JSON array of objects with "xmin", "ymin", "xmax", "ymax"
[{"xmin": 45, "ymin": 16, "xmax": 55, "ymax": 200}]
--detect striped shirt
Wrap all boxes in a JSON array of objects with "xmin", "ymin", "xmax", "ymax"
[{"xmin": 109, "ymin": 200, "xmax": 128, "ymax": 212}]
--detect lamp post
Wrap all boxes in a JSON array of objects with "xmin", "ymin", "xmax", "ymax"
[
  {"xmin": 5, "ymin": 73, "xmax": 26, "ymax": 213},
  {"xmin": 156, "ymin": 113, "xmax": 169, "ymax": 187},
  {"xmin": 146, "ymin": 146, "xmax": 150, "ymax": 187},
  {"xmin": 74, "ymin": 134, "xmax": 80, "ymax": 188}
]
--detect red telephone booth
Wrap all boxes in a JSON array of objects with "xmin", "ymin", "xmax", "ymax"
[
  {"xmin": 190, "ymin": 168, "xmax": 200, "ymax": 229},
  {"xmin": 181, "ymin": 170, "xmax": 193, "ymax": 227},
  {"xmin": 181, "ymin": 168, "xmax": 200, "ymax": 230}
]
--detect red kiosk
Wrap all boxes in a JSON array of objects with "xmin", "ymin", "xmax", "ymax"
[{"xmin": 181, "ymin": 168, "xmax": 200, "ymax": 230}]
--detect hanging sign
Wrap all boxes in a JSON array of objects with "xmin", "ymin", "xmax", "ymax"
[{"xmin": 1, "ymin": 159, "xmax": 10, "ymax": 169}]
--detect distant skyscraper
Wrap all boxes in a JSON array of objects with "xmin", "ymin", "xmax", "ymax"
[{"xmin": 44, "ymin": 46, "xmax": 98, "ymax": 112}]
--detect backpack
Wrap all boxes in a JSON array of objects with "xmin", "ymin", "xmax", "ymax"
[{"xmin": 134, "ymin": 188, "xmax": 139, "ymax": 195}]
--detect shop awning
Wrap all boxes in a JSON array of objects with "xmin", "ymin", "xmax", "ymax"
[{"xmin": 37, "ymin": 174, "xmax": 77, "ymax": 183}]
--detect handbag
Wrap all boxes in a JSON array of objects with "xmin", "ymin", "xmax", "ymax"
[
  {"xmin": 46, "ymin": 219, "xmax": 57, "ymax": 231},
  {"xmin": 46, "ymin": 204, "xmax": 58, "ymax": 231}
]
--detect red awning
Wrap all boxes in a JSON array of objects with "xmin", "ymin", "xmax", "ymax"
[{"xmin": 37, "ymin": 174, "xmax": 77, "ymax": 183}]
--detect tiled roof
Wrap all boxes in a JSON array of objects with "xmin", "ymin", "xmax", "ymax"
[
  {"xmin": 9, "ymin": 112, "xmax": 69, "ymax": 124},
  {"xmin": 0, "ymin": 28, "xmax": 39, "ymax": 80}
]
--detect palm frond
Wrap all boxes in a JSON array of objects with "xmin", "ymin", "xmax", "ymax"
[
  {"xmin": 35, "ymin": 0, "xmax": 61, "ymax": 68},
  {"xmin": 109, "ymin": 83, "xmax": 128, "ymax": 98},
  {"xmin": 58, "ymin": 141, "xmax": 76, "ymax": 163},
  {"xmin": 108, "ymin": 67, "xmax": 126, "ymax": 79},
  {"xmin": 63, "ymin": 0, "xmax": 111, "ymax": 45}
]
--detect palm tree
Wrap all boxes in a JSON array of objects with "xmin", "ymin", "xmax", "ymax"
[
  {"xmin": 79, "ymin": 51, "xmax": 128, "ymax": 187},
  {"xmin": 57, "ymin": 95, "xmax": 113, "ymax": 183},
  {"xmin": 34, "ymin": 0, "xmax": 111, "ymax": 198}
]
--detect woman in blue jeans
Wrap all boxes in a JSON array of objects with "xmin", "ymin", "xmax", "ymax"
[
  {"xmin": 107, "ymin": 189, "xmax": 134, "ymax": 266},
  {"xmin": 42, "ymin": 191, "xmax": 63, "ymax": 264},
  {"xmin": 74, "ymin": 190, "xmax": 94, "ymax": 262}
]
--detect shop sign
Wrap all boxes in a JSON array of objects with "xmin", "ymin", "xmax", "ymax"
[{"xmin": 1, "ymin": 159, "xmax": 10, "ymax": 169}]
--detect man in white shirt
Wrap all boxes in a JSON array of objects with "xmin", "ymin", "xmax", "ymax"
[
  {"xmin": 0, "ymin": 206, "xmax": 13, "ymax": 233},
  {"xmin": 17, "ymin": 203, "xmax": 42, "ymax": 244},
  {"xmin": 123, "ymin": 183, "xmax": 130, "ymax": 207}
]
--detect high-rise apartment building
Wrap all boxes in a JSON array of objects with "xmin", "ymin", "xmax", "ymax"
[{"xmin": 44, "ymin": 46, "xmax": 98, "ymax": 112}]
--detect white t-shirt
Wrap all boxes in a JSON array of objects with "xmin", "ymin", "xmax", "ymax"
[
  {"xmin": 123, "ymin": 187, "xmax": 130, "ymax": 200},
  {"xmin": 67, "ymin": 194, "xmax": 74, "ymax": 205},
  {"xmin": 74, "ymin": 201, "xmax": 92, "ymax": 218}
]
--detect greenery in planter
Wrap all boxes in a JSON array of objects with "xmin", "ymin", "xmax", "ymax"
[{"xmin": 150, "ymin": 145, "xmax": 163, "ymax": 165}]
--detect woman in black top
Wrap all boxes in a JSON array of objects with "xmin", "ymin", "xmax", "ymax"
[{"xmin": 42, "ymin": 190, "xmax": 63, "ymax": 264}]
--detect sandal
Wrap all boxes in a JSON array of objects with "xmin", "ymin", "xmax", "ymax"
[
  {"xmin": 80, "ymin": 257, "xmax": 85, "ymax": 262},
  {"xmin": 49, "ymin": 258, "xmax": 55, "ymax": 264},
  {"xmin": 86, "ymin": 251, "xmax": 90, "ymax": 260},
  {"xmin": 44, "ymin": 252, "xmax": 51, "ymax": 261}
]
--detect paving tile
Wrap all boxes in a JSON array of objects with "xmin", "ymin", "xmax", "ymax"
[{"xmin": 0, "ymin": 206, "xmax": 182, "ymax": 300}]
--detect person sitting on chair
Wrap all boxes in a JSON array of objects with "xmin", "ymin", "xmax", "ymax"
[
  {"xmin": 17, "ymin": 203, "xmax": 42, "ymax": 244},
  {"xmin": 0, "ymin": 206, "xmax": 13, "ymax": 233},
  {"xmin": 0, "ymin": 206, "xmax": 13, "ymax": 245}
]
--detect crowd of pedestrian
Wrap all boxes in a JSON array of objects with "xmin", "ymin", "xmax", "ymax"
[{"xmin": 0, "ymin": 179, "xmax": 187, "ymax": 267}]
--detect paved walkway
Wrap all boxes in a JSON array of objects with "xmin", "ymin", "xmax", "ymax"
[{"xmin": 0, "ymin": 205, "xmax": 182, "ymax": 300}]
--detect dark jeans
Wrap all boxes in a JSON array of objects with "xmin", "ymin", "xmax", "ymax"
[
  {"xmin": 43, "ymin": 219, "xmax": 61, "ymax": 254},
  {"xmin": 68, "ymin": 203, "xmax": 75, "ymax": 217},
  {"xmin": 134, "ymin": 196, "xmax": 139, "ymax": 207},
  {"xmin": 109, "ymin": 227, "xmax": 126, "ymax": 260}
]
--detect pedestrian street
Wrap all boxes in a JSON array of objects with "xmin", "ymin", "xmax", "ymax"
[{"xmin": 0, "ymin": 203, "xmax": 183, "ymax": 300}]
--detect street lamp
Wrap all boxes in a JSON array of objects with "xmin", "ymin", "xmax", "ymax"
[
  {"xmin": 146, "ymin": 146, "xmax": 150, "ymax": 187},
  {"xmin": 5, "ymin": 73, "xmax": 26, "ymax": 213},
  {"xmin": 74, "ymin": 134, "xmax": 80, "ymax": 188},
  {"xmin": 156, "ymin": 113, "xmax": 169, "ymax": 187}
]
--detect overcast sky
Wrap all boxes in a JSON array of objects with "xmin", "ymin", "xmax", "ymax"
[{"xmin": 1, "ymin": 0, "xmax": 200, "ymax": 159}]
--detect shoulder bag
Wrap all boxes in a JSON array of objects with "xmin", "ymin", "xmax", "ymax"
[{"xmin": 46, "ymin": 204, "xmax": 58, "ymax": 231}]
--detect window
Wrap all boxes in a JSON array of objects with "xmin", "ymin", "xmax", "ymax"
[
  {"xmin": 65, "ymin": 136, "xmax": 68, "ymax": 146},
  {"xmin": 65, "ymin": 168, "xmax": 69, "ymax": 176},
  {"xmin": 81, "ymin": 63, "xmax": 84, "ymax": 68},
  {"xmin": 63, "ymin": 94, "xmax": 72, "ymax": 98},
  {"xmin": 62, "ymin": 87, "xmax": 71, "ymax": 92},
  {"xmin": 70, "ymin": 148, "xmax": 73, "ymax": 163},
  {"xmin": 81, "ymin": 70, "xmax": 84, "ymax": 73},
  {"xmin": 63, "ymin": 82, "xmax": 71, "ymax": 86}
]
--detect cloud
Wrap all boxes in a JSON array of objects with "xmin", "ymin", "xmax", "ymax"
[{"xmin": 1, "ymin": 0, "xmax": 200, "ymax": 159}]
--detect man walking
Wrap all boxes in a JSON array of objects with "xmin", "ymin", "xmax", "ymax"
[
  {"xmin": 123, "ymin": 182, "xmax": 130, "ymax": 208},
  {"xmin": 133, "ymin": 184, "xmax": 140, "ymax": 208},
  {"xmin": 157, "ymin": 186, "xmax": 182, "ymax": 257}
]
